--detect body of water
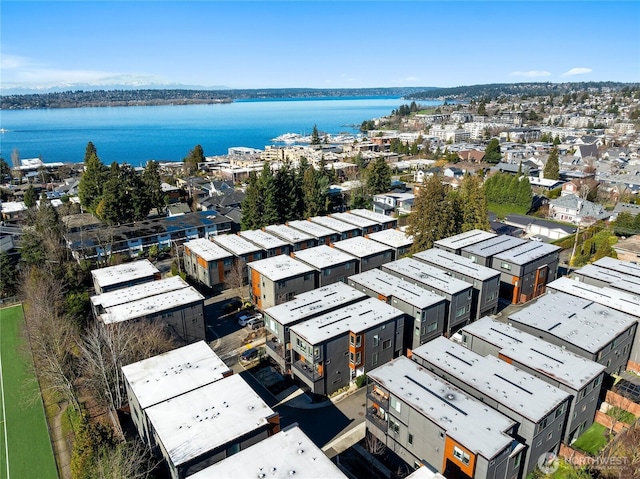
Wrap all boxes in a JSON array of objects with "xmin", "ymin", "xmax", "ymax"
[{"xmin": 0, "ymin": 97, "xmax": 441, "ymax": 166}]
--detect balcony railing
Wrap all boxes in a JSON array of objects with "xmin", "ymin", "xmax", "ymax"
[
  {"xmin": 367, "ymin": 389, "xmax": 389, "ymax": 410},
  {"xmin": 292, "ymin": 359, "xmax": 323, "ymax": 382},
  {"xmin": 265, "ymin": 337, "xmax": 285, "ymax": 359},
  {"xmin": 365, "ymin": 409, "xmax": 388, "ymax": 433}
]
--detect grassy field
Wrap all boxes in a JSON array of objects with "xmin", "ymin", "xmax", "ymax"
[
  {"xmin": 0, "ymin": 304, "xmax": 58, "ymax": 479},
  {"xmin": 572, "ymin": 422, "xmax": 609, "ymax": 456}
]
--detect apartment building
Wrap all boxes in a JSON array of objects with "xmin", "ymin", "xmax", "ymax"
[
  {"xmin": 182, "ymin": 238, "xmax": 234, "ymax": 289},
  {"xmin": 507, "ymin": 291, "xmax": 638, "ymax": 375},
  {"xmin": 331, "ymin": 236, "xmax": 394, "ymax": 273},
  {"xmin": 347, "ymin": 268, "xmax": 447, "ymax": 352},
  {"xmin": 286, "ymin": 219, "xmax": 342, "ymax": 246},
  {"xmin": 592, "ymin": 256, "xmax": 640, "ymax": 278},
  {"xmin": 264, "ymin": 224, "xmax": 317, "ymax": 251},
  {"xmin": 459, "ymin": 317, "xmax": 606, "ymax": 443},
  {"xmin": 91, "ymin": 275, "xmax": 206, "ymax": 343},
  {"xmin": 459, "ymin": 235, "xmax": 527, "ymax": 267},
  {"xmin": 248, "ymin": 254, "xmax": 316, "ymax": 310},
  {"xmin": 212, "ymin": 233, "xmax": 264, "ymax": 285},
  {"xmin": 366, "ymin": 228, "xmax": 414, "ymax": 260},
  {"xmin": 145, "ymin": 374, "xmax": 280, "ymax": 479},
  {"xmin": 413, "ymin": 248, "xmax": 501, "ymax": 320},
  {"xmin": 366, "ymin": 356, "xmax": 525, "ymax": 479},
  {"xmin": 91, "ymin": 259, "xmax": 160, "ymax": 294},
  {"xmin": 571, "ymin": 263, "xmax": 640, "ymax": 295},
  {"xmin": 349, "ymin": 208, "xmax": 398, "ymax": 229},
  {"xmin": 122, "ymin": 341, "xmax": 232, "ymax": 448},
  {"xmin": 433, "ymin": 229, "xmax": 497, "ymax": 255},
  {"xmin": 382, "ymin": 258, "xmax": 473, "ymax": 336},
  {"xmin": 412, "ymin": 337, "xmax": 571, "ymax": 476},
  {"xmin": 189, "ymin": 424, "xmax": 347, "ymax": 479},
  {"xmin": 291, "ymin": 244, "xmax": 358, "ymax": 287},
  {"xmin": 289, "ymin": 297, "xmax": 405, "ymax": 395},
  {"xmin": 240, "ymin": 229, "xmax": 292, "ymax": 258},
  {"xmin": 330, "ymin": 211, "xmax": 382, "ymax": 235},
  {"xmin": 262, "ymin": 282, "xmax": 367, "ymax": 375},
  {"xmin": 309, "ymin": 215, "xmax": 362, "ymax": 240}
]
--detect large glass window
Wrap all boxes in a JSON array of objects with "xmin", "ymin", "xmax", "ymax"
[{"xmin": 453, "ymin": 447, "xmax": 470, "ymax": 466}]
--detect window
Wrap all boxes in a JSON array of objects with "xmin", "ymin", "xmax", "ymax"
[
  {"xmin": 469, "ymin": 255, "xmax": 477, "ymax": 263},
  {"xmin": 323, "ymin": 268, "xmax": 332, "ymax": 276},
  {"xmin": 390, "ymin": 396, "xmax": 402, "ymax": 413},
  {"xmin": 372, "ymin": 352, "xmax": 379, "ymax": 366},
  {"xmin": 453, "ymin": 447, "xmax": 470, "ymax": 466},
  {"xmin": 304, "ymin": 274, "xmax": 311, "ymax": 281},
  {"xmin": 501, "ymin": 262, "xmax": 511, "ymax": 271},
  {"xmin": 439, "ymin": 431, "xmax": 445, "ymax": 439},
  {"xmin": 373, "ymin": 335, "xmax": 379, "ymax": 347},
  {"xmin": 277, "ymin": 280, "xmax": 286, "ymax": 289},
  {"xmin": 513, "ymin": 452, "xmax": 521, "ymax": 469},
  {"xmin": 427, "ymin": 322, "xmax": 438, "ymax": 333},
  {"xmin": 382, "ymin": 339, "xmax": 391, "ymax": 350},
  {"xmin": 355, "ymin": 352, "xmax": 361, "ymax": 365},
  {"xmin": 345, "ymin": 263, "xmax": 351, "ymax": 270},
  {"xmin": 456, "ymin": 306, "xmax": 467, "ymax": 318},
  {"xmin": 223, "ymin": 258, "xmax": 233, "ymax": 266},
  {"xmin": 408, "ymin": 433, "xmax": 413, "ymax": 445},
  {"xmin": 314, "ymin": 347, "xmax": 320, "ymax": 359},
  {"xmin": 547, "ymin": 432, "xmax": 553, "ymax": 440},
  {"xmin": 389, "ymin": 419, "xmax": 400, "ymax": 434}
]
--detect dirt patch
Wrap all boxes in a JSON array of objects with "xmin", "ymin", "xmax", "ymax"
[{"xmin": 250, "ymin": 363, "xmax": 294, "ymax": 396}]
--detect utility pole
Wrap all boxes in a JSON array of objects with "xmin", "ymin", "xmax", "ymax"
[{"xmin": 569, "ymin": 224, "xmax": 580, "ymax": 269}]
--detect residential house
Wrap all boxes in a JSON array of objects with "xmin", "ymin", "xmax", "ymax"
[
  {"xmin": 330, "ymin": 212, "xmax": 383, "ymax": 235},
  {"xmin": 612, "ymin": 235, "xmax": 640, "ymax": 263},
  {"xmin": 264, "ymin": 224, "xmax": 317, "ymax": 251},
  {"xmin": 331, "ymin": 236, "xmax": 394, "ymax": 273},
  {"xmin": 183, "ymin": 238, "xmax": 234, "ymax": 289},
  {"xmin": 309, "ymin": 215, "xmax": 361, "ymax": 240},
  {"xmin": 365, "ymin": 228, "xmax": 414, "ymax": 260},
  {"xmin": 212, "ymin": 233, "xmax": 264, "ymax": 285},
  {"xmin": 91, "ymin": 259, "xmax": 161, "ymax": 294},
  {"xmin": 286, "ymin": 219, "xmax": 342, "ymax": 246},
  {"xmin": 503, "ymin": 215, "xmax": 575, "ymax": 241},
  {"xmin": 291, "ymin": 244, "xmax": 358, "ymax": 287},
  {"xmin": 371, "ymin": 192, "xmax": 415, "ymax": 216},
  {"xmin": 571, "ymin": 263, "xmax": 640, "ymax": 296},
  {"xmin": 348, "ymin": 208, "xmax": 399, "ymax": 229},
  {"xmin": 433, "ymin": 229, "xmax": 497, "ymax": 255},
  {"xmin": 240, "ymin": 229, "xmax": 292, "ymax": 258}
]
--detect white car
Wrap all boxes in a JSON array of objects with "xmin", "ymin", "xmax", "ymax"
[{"xmin": 237, "ymin": 312, "xmax": 263, "ymax": 327}]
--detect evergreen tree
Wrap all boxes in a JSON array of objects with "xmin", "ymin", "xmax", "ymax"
[
  {"xmin": 84, "ymin": 141, "xmax": 97, "ymax": 163},
  {"xmin": 259, "ymin": 162, "xmax": 279, "ymax": 226},
  {"xmin": 24, "ymin": 184, "xmax": 37, "ymax": 208},
  {"xmin": 294, "ymin": 157, "xmax": 311, "ymax": 219},
  {"xmin": 121, "ymin": 164, "xmax": 150, "ymax": 221},
  {"xmin": 0, "ymin": 157, "xmax": 11, "ymax": 179},
  {"xmin": 459, "ymin": 174, "xmax": 490, "ymax": 232},
  {"xmin": 142, "ymin": 161, "xmax": 167, "ymax": 215},
  {"xmin": 0, "ymin": 251, "xmax": 19, "ymax": 298},
  {"xmin": 274, "ymin": 161, "xmax": 298, "ymax": 223},
  {"xmin": 544, "ymin": 146, "xmax": 560, "ymax": 180},
  {"xmin": 240, "ymin": 171, "xmax": 263, "ymax": 230},
  {"xmin": 484, "ymin": 139, "xmax": 502, "ymax": 164},
  {"xmin": 311, "ymin": 125, "xmax": 321, "ymax": 145},
  {"xmin": 366, "ymin": 158, "xmax": 392, "ymax": 195},
  {"xmin": 96, "ymin": 163, "xmax": 148, "ymax": 225},
  {"xmin": 183, "ymin": 144, "xmax": 204, "ymax": 175},
  {"xmin": 302, "ymin": 167, "xmax": 329, "ymax": 218},
  {"xmin": 78, "ymin": 150, "xmax": 107, "ymax": 213},
  {"xmin": 406, "ymin": 175, "xmax": 457, "ymax": 253}
]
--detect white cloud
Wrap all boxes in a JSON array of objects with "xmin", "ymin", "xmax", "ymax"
[
  {"xmin": 562, "ymin": 67, "xmax": 592, "ymax": 77},
  {"xmin": 510, "ymin": 70, "xmax": 551, "ymax": 78}
]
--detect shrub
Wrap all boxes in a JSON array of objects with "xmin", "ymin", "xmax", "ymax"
[{"xmin": 355, "ymin": 374, "xmax": 367, "ymax": 389}]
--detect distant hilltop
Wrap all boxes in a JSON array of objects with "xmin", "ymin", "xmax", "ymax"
[{"xmin": 1, "ymin": 82, "xmax": 637, "ymax": 110}]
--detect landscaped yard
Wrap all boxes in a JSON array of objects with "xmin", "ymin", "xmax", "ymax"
[
  {"xmin": 0, "ymin": 305, "xmax": 58, "ymax": 479},
  {"xmin": 607, "ymin": 406, "xmax": 636, "ymax": 425},
  {"xmin": 572, "ymin": 422, "xmax": 610, "ymax": 456}
]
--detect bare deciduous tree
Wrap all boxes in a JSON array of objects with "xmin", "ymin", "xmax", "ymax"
[
  {"xmin": 93, "ymin": 438, "xmax": 158, "ymax": 479},
  {"xmin": 224, "ymin": 259, "xmax": 247, "ymax": 300}
]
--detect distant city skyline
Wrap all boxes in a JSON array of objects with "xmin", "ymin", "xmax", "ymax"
[{"xmin": 1, "ymin": 1, "xmax": 639, "ymax": 91}]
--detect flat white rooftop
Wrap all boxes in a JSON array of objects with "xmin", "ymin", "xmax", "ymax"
[
  {"xmin": 184, "ymin": 238, "xmax": 233, "ymax": 262},
  {"xmin": 348, "ymin": 269, "xmax": 446, "ymax": 309},
  {"xmin": 330, "ymin": 212, "xmax": 378, "ymax": 228},
  {"xmin": 263, "ymin": 282, "xmax": 367, "ymax": 326},
  {"xmin": 331, "ymin": 236, "xmax": 392, "ymax": 259},
  {"xmin": 547, "ymin": 276, "xmax": 640, "ymax": 318},
  {"xmin": 349, "ymin": 208, "xmax": 398, "ymax": 226},
  {"xmin": 369, "ymin": 356, "xmax": 516, "ymax": 461},
  {"xmin": 121, "ymin": 341, "xmax": 231, "ymax": 409},
  {"xmin": 460, "ymin": 317, "xmax": 605, "ymax": 390},
  {"xmin": 594, "ymin": 256, "xmax": 640, "ymax": 279},
  {"xmin": 286, "ymin": 219, "xmax": 338, "ymax": 239},
  {"xmin": 507, "ymin": 291, "xmax": 638, "ymax": 354},
  {"xmin": 213, "ymin": 233, "xmax": 263, "ymax": 256},
  {"xmin": 291, "ymin": 297, "xmax": 403, "ymax": 345},
  {"xmin": 461, "ymin": 235, "xmax": 528, "ymax": 258},
  {"xmin": 145, "ymin": 374, "xmax": 276, "ymax": 468},
  {"xmin": 309, "ymin": 215, "xmax": 360, "ymax": 234},
  {"xmin": 91, "ymin": 275, "xmax": 189, "ymax": 310},
  {"xmin": 413, "ymin": 248, "xmax": 500, "ymax": 281},
  {"xmin": 265, "ymin": 224, "xmax": 314, "ymax": 244},
  {"xmin": 247, "ymin": 254, "xmax": 315, "ymax": 282},
  {"xmin": 188, "ymin": 425, "xmax": 347, "ymax": 479},
  {"xmin": 91, "ymin": 259, "xmax": 159, "ymax": 290},
  {"xmin": 100, "ymin": 285, "xmax": 204, "ymax": 325},
  {"xmin": 572, "ymin": 264, "xmax": 640, "ymax": 295},
  {"xmin": 292, "ymin": 244, "xmax": 357, "ymax": 269},
  {"xmin": 382, "ymin": 257, "xmax": 471, "ymax": 295},
  {"xmin": 433, "ymin": 229, "xmax": 497, "ymax": 251},
  {"xmin": 240, "ymin": 229, "xmax": 290, "ymax": 250},
  {"xmin": 366, "ymin": 228, "xmax": 414, "ymax": 249},
  {"xmin": 412, "ymin": 337, "xmax": 570, "ymax": 423},
  {"xmin": 493, "ymin": 241, "xmax": 560, "ymax": 265}
]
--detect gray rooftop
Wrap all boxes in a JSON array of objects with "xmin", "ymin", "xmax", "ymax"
[
  {"xmin": 382, "ymin": 257, "xmax": 472, "ymax": 295},
  {"xmin": 309, "ymin": 215, "xmax": 360, "ymax": 234},
  {"xmin": 290, "ymin": 297, "xmax": 404, "ymax": 345},
  {"xmin": 461, "ymin": 235, "xmax": 528, "ymax": 258},
  {"xmin": 286, "ymin": 219, "xmax": 338, "ymax": 239},
  {"xmin": 349, "ymin": 208, "xmax": 398, "ymax": 226},
  {"xmin": 292, "ymin": 244, "xmax": 357, "ymax": 270},
  {"xmin": 121, "ymin": 341, "xmax": 231, "ymax": 409},
  {"xmin": 188, "ymin": 425, "xmax": 347, "ymax": 479},
  {"xmin": 184, "ymin": 238, "xmax": 233, "ymax": 262},
  {"xmin": 413, "ymin": 248, "xmax": 500, "ymax": 281},
  {"xmin": 263, "ymin": 282, "xmax": 367, "ymax": 326},
  {"xmin": 145, "ymin": 374, "xmax": 276, "ymax": 468},
  {"xmin": 331, "ymin": 236, "xmax": 393, "ymax": 259},
  {"xmin": 412, "ymin": 337, "xmax": 570, "ymax": 422},
  {"xmin": 460, "ymin": 317, "xmax": 605, "ymax": 390},
  {"xmin": 91, "ymin": 259, "xmax": 159, "ymax": 289},
  {"xmin": 213, "ymin": 233, "xmax": 263, "ymax": 256},
  {"xmin": 240, "ymin": 229, "xmax": 290, "ymax": 250},
  {"xmin": 330, "ymin": 212, "xmax": 378, "ymax": 229},
  {"xmin": 594, "ymin": 256, "xmax": 640, "ymax": 279},
  {"xmin": 433, "ymin": 229, "xmax": 497, "ymax": 251},
  {"xmin": 508, "ymin": 291, "xmax": 638, "ymax": 354},
  {"xmin": 547, "ymin": 276, "xmax": 640, "ymax": 319},
  {"xmin": 573, "ymin": 264, "xmax": 640, "ymax": 294},
  {"xmin": 348, "ymin": 269, "xmax": 447, "ymax": 309},
  {"xmin": 366, "ymin": 228, "xmax": 414, "ymax": 249},
  {"xmin": 247, "ymin": 254, "xmax": 315, "ymax": 282},
  {"xmin": 265, "ymin": 224, "xmax": 315, "ymax": 244},
  {"xmin": 492, "ymin": 241, "xmax": 561, "ymax": 265},
  {"xmin": 91, "ymin": 275, "xmax": 189, "ymax": 310},
  {"xmin": 368, "ymin": 356, "xmax": 517, "ymax": 461}
]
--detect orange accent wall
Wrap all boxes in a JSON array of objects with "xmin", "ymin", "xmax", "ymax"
[
  {"xmin": 217, "ymin": 260, "xmax": 225, "ymax": 283},
  {"xmin": 251, "ymin": 268, "xmax": 262, "ymax": 309},
  {"xmin": 511, "ymin": 276, "xmax": 520, "ymax": 305},
  {"xmin": 197, "ymin": 256, "xmax": 208, "ymax": 268},
  {"xmin": 377, "ymin": 294, "xmax": 388, "ymax": 302},
  {"xmin": 498, "ymin": 352, "xmax": 513, "ymax": 364},
  {"xmin": 184, "ymin": 246, "xmax": 191, "ymax": 255},
  {"xmin": 443, "ymin": 436, "xmax": 476, "ymax": 477}
]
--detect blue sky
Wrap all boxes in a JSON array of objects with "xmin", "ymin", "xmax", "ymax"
[{"xmin": 1, "ymin": 1, "xmax": 639, "ymax": 90}]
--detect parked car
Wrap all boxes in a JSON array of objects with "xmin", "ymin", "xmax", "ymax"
[
  {"xmin": 247, "ymin": 318, "xmax": 264, "ymax": 330},
  {"xmin": 238, "ymin": 312, "xmax": 263, "ymax": 327},
  {"xmin": 241, "ymin": 347, "xmax": 259, "ymax": 362}
]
